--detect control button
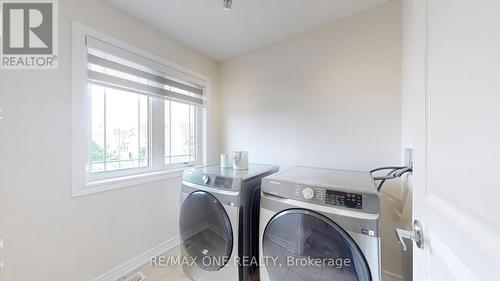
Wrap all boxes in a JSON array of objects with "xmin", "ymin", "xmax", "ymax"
[
  {"xmin": 202, "ymin": 175, "xmax": 210, "ymax": 184},
  {"xmin": 302, "ymin": 187, "xmax": 315, "ymax": 200}
]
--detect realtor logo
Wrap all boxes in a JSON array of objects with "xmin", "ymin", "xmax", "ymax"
[{"xmin": 1, "ymin": 0, "xmax": 58, "ymax": 69}]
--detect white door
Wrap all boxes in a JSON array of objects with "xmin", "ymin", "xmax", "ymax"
[{"xmin": 402, "ymin": 0, "xmax": 500, "ymax": 280}]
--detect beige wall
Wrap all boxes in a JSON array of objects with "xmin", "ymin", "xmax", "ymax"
[
  {"xmin": 219, "ymin": 1, "xmax": 401, "ymax": 172},
  {"xmin": 219, "ymin": 0, "xmax": 404, "ymax": 277},
  {"xmin": 0, "ymin": 0, "xmax": 219, "ymax": 280}
]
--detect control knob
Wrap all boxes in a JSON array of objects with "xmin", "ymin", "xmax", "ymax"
[
  {"xmin": 202, "ymin": 175, "xmax": 210, "ymax": 184},
  {"xmin": 302, "ymin": 187, "xmax": 315, "ymax": 200}
]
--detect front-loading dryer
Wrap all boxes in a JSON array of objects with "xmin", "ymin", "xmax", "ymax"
[
  {"xmin": 180, "ymin": 164, "xmax": 279, "ymax": 281},
  {"xmin": 259, "ymin": 166, "xmax": 381, "ymax": 281}
]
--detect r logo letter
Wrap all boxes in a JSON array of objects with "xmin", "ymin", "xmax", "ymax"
[
  {"xmin": 28, "ymin": 9, "xmax": 48, "ymax": 48},
  {"xmin": 8, "ymin": 9, "xmax": 24, "ymax": 48}
]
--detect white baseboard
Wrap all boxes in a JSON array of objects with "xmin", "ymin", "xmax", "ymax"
[
  {"xmin": 91, "ymin": 236, "xmax": 180, "ymax": 281},
  {"xmin": 382, "ymin": 270, "xmax": 404, "ymax": 281}
]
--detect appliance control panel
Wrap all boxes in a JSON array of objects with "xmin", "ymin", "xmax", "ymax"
[
  {"xmin": 264, "ymin": 181, "xmax": 378, "ymax": 213},
  {"xmin": 295, "ymin": 186, "xmax": 324, "ymax": 202},
  {"xmin": 183, "ymin": 170, "xmax": 242, "ymax": 190},
  {"xmin": 213, "ymin": 176, "xmax": 233, "ymax": 189},
  {"xmin": 294, "ymin": 185, "xmax": 363, "ymax": 210},
  {"xmin": 325, "ymin": 190, "xmax": 363, "ymax": 209}
]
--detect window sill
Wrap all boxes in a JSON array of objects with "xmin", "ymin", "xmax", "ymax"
[{"xmin": 72, "ymin": 167, "xmax": 192, "ymax": 197}]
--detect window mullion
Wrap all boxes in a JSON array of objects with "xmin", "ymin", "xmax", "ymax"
[
  {"xmin": 150, "ymin": 98, "xmax": 165, "ymax": 171},
  {"xmin": 103, "ymin": 89, "xmax": 107, "ymax": 172},
  {"xmin": 198, "ymin": 107, "xmax": 204, "ymax": 165},
  {"xmin": 188, "ymin": 105, "xmax": 191, "ymax": 163},
  {"xmin": 137, "ymin": 95, "xmax": 140, "ymax": 169},
  {"xmin": 169, "ymin": 101, "xmax": 172, "ymax": 165}
]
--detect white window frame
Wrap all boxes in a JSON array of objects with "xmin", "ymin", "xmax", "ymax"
[{"xmin": 71, "ymin": 22, "xmax": 210, "ymax": 197}]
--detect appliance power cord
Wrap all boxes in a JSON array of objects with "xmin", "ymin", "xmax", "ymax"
[{"xmin": 370, "ymin": 166, "xmax": 413, "ymax": 191}]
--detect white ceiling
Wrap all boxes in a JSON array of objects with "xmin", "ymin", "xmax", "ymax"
[{"xmin": 108, "ymin": 0, "xmax": 388, "ymax": 61}]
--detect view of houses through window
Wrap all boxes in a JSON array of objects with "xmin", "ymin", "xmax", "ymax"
[
  {"xmin": 87, "ymin": 39, "xmax": 203, "ymax": 176},
  {"xmin": 90, "ymin": 86, "xmax": 199, "ymax": 174},
  {"xmin": 165, "ymin": 100, "xmax": 197, "ymax": 164},
  {"xmin": 90, "ymin": 85, "xmax": 149, "ymax": 173}
]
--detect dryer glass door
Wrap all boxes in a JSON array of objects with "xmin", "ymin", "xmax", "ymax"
[
  {"xmin": 180, "ymin": 190, "xmax": 233, "ymax": 271},
  {"xmin": 263, "ymin": 209, "xmax": 371, "ymax": 281}
]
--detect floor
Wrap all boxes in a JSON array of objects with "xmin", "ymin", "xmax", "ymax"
[
  {"xmin": 118, "ymin": 246, "xmax": 403, "ymax": 281},
  {"xmin": 118, "ymin": 247, "xmax": 191, "ymax": 281}
]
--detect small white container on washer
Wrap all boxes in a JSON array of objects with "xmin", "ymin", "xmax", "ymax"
[{"xmin": 220, "ymin": 153, "xmax": 233, "ymax": 168}]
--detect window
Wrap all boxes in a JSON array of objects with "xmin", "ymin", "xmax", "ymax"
[
  {"xmin": 90, "ymin": 85, "xmax": 150, "ymax": 173},
  {"xmin": 72, "ymin": 23, "xmax": 208, "ymax": 196},
  {"xmin": 164, "ymin": 100, "xmax": 197, "ymax": 165}
]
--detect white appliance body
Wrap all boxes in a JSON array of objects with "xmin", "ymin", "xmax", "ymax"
[{"xmin": 259, "ymin": 167, "xmax": 381, "ymax": 281}]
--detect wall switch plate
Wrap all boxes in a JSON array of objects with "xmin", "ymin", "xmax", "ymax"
[{"xmin": 405, "ymin": 148, "xmax": 414, "ymax": 169}]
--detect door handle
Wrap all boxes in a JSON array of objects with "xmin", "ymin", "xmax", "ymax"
[{"xmin": 395, "ymin": 219, "xmax": 424, "ymax": 252}]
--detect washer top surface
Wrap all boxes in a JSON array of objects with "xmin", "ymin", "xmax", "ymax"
[
  {"xmin": 186, "ymin": 163, "xmax": 279, "ymax": 181},
  {"xmin": 264, "ymin": 166, "xmax": 377, "ymax": 194}
]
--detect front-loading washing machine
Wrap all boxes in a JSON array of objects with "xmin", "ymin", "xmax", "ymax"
[
  {"xmin": 180, "ymin": 164, "xmax": 279, "ymax": 281},
  {"xmin": 259, "ymin": 166, "xmax": 381, "ymax": 281}
]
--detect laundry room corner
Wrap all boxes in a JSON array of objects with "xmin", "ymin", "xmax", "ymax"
[{"xmin": 218, "ymin": 1, "xmax": 405, "ymax": 278}]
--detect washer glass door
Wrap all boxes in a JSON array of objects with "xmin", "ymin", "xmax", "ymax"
[
  {"xmin": 180, "ymin": 190, "xmax": 233, "ymax": 271},
  {"xmin": 263, "ymin": 209, "xmax": 371, "ymax": 281}
]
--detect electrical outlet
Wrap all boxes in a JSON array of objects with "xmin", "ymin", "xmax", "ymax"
[{"xmin": 404, "ymin": 148, "xmax": 414, "ymax": 169}]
